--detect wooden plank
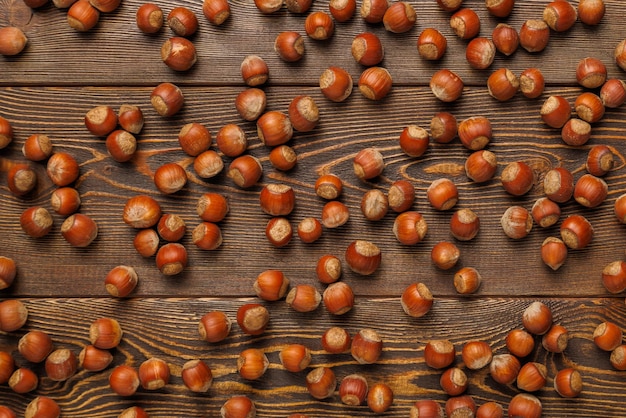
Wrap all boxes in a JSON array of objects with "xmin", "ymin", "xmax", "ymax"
[
  {"xmin": 0, "ymin": 297, "xmax": 625, "ymax": 417},
  {"xmin": 0, "ymin": 0, "xmax": 624, "ymax": 86},
  {"xmin": 1, "ymin": 85, "xmax": 626, "ymax": 298}
]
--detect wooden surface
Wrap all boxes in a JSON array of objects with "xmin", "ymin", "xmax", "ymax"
[{"xmin": 0, "ymin": 0, "xmax": 626, "ymax": 416}]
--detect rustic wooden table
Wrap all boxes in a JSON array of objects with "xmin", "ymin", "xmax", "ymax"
[{"xmin": 0, "ymin": 0, "xmax": 626, "ymax": 416}]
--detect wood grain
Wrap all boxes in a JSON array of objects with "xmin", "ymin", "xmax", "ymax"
[
  {"xmin": 0, "ymin": 0, "xmax": 626, "ymax": 416},
  {"xmin": 0, "ymin": 86, "xmax": 626, "ymax": 298},
  {"xmin": 0, "ymin": 0, "xmax": 624, "ymax": 86},
  {"xmin": 0, "ymin": 297, "xmax": 625, "ymax": 417}
]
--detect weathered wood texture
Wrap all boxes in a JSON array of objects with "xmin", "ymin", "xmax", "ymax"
[
  {"xmin": 0, "ymin": 0, "xmax": 625, "ymax": 416},
  {"xmin": 0, "ymin": 298, "xmax": 624, "ymax": 417},
  {"xmin": 1, "ymin": 86, "xmax": 626, "ymax": 298},
  {"xmin": 0, "ymin": 0, "xmax": 623, "ymax": 86}
]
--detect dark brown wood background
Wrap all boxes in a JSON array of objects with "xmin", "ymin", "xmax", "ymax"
[{"xmin": 1, "ymin": 0, "xmax": 626, "ymax": 416}]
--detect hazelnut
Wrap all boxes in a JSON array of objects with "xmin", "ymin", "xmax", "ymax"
[
  {"xmin": 352, "ymin": 32, "xmax": 384, "ymax": 66},
  {"xmin": 542, "ymin": 324, "xmax": 569, "ymax": 353},
  {"xmin": 560, "ymin": 214, "xmax": 594, "ymax": 249},
  {"xmin": 286, "ymin": 284, "xmax": 321, "ymax": 313},
  {"xmin": 519, "ymin": 20, "xmax": 550, "ymax": 53},
  {"xmin": 382, "ymin": 1, "xmax": 416, "ymax": 33},
  {"xmin": 279, "ymin": 344, "xmax": 311, "ymax": 372},
  {"xmin": 227, "ymin": 155, "xmax": 263, "ymax": 188},
  {"xmin": 22, "ymin": 133, "xmax": 52, "ymax": 161},
  {"xmin": 401, "ymin": 282, "xmax": 433, "ymax": 318},
  {"xmin": 593, "ymin": 321, "xmax": 623, "ymax": 351},
  {"xmin": 351, "ymin": 328, "xmax": 383, "ymax": 364},
  {"xmin": 500, "ymin": 205, "xmax": 533, "ymax": 239},
  {"xmin": 236, "ymin": 303, "xmax": 269, "ymax": 335},
  {"xmin": 501, "ymin": 161, "xmax": 535, "ymax": 196},
  {"xmin": 339, "ymin": 374, "xmax": 369, "ymax": 405},
  {"xmin": 576, "ymin": 56, "xmax": 607, "ymax": 89},
  {"xmin": 192, "ymin": 222, "xmax": 223, "ymax": 251},
  {"xmin": 490, "ymin": 353, "xmax": 521, "ymax": 385},
  {"xmin": 486, "ymin": 0, "xmax": 514, "ymax": 17},
  {"xmin": 578, "ymin": 0, "xmax": 605, "ymax": 25},
  {"xmin": 543, "ymin": 1, "xmax": 578, "ymax": 32},
  {"xmin": 151, "ymin": 82, "xmax": 184, "ymax": 117},
  {"xmin": 216, "ymin": 124, "xmax": 247, "ymax": 157},
  {"xmin": 508, "ymin": 394, "xmax": 542, "ymax": 418},
  {"xmin": 491, "ymin": 23, "xmax": 519, "ymax": 56},
  {"xmin": 257, "ymin": 111, "xmax": 293, "ymax": 147},
  {"xmin": 269, "ymin": 145, "xmax": 297, "ymax": 171},
  {"xmin": 516, "ymin": 361, "xmax": 547, "ymax": 392},
  {"xmin": 522, "ymin": 301, "xmax": 552, "ymax": 335},
  {"xmin": 450, "ymin": 208, "xmax": 480, "ymax": 241},
  {"xmin": 241, "ymin": 55, "xmax": 269, "ymax": 86},
  {"xmin": 306, "ymin": 367, "xmax": 336, "ymax": 399},
  {"xmin": 600, "ymin": 79, "xmax": 626, "ymax": 108},
  {"xmin": 109, "ymin": 365, "xmax": 140, "ymax": 396},
  {"xmin": 329, "ymin": 0, "xmax": 356, "ymax": 22},
  {"xmin": 221, "ymin": 396, "xmax": 256, "ymax": 418},
  {"xmin": 235, "ymin": 88, "xmax": 266, "ymax": 121},
  {"xmin": 465, "ymin": 37, "xmax": 495, "ymax": 70},
  {"xmin": 450, "ymin": 8, "xmax": 480, "ymax": 40},
  {"xmin": 253, "ymin": 269, "xmax": 290, "ymax": 301},
  {"xmin": 358, "ymin": 66, "xmax": 393, "ymax": 101},
  {"xmin": 78, "ymin": 345, "xmax": 113, "ymax": 372},
  {"xmin": 178, "ymin": 122, "xmax": 211, "ymax": 157},
  {"xmin": 297, "ymin": 217, "xmax": 323, "ymax": 243},
  {"xmin": 198, "ymin": 311, "xmax": 231, "ymax": 343},
  {"xmin": 393, "ymin": 211, "xmax": 428, "ymax": 245},
  {"xmin": 123, "ymin": 195, "xmax": 162, "ymax": 228},
  {"xmin": 353, "ymin": 147, "xmax": 384, "ymax": 180},
  {"xmin": 541, "ymin": 237, "xmax": 568, "ymax": 271},
  {"xmin": 554, "ymin": 368, "xmax": 583, "ymax": 398},
  {"xmin": 440, "ymin": 367, "xmax": 468, "ymax": 396},
  {"xmin": 417, "ymin": 28, "xmax": 447, "ymax": 61},
  {"xmin": 367, "ymin": 382, "xmax": 393, "ymax": 413},
  {"xmin": 288, "ymin": 95, "xmax": 319, "ymax": 132},
  {"xmin": 399, "ymin": 125, "xmax": 429, "ymax": 157},
  {"xmin": 321, "ymin": 326, "xmax": 351, "ymax": 354},
  {"xmin": 20, "ymin": 206, "xmax": 53, "ymax": 238},
  {"xmin": 574, "ymin": 173, "xmax": 608, "ymax": 208},
  {"xmin": 487, "ymin": 68, "xmax": 519, "ymax": 102},
  {"xmin": 586, "ymin": 144, "xmax": 614, "ymax": 176},
  {"xmin": 45, "ymin": 348, "xmax": 78, "ymax": 381},
  {"xmin": 453, "ymin": 266, "xmax": 482, "ymax": 294},
  {"xmin": 182, "ymin": 359, "xmax": 213, "ymax": 392},
  {"xmin": 315, "ymin": 173, "xmax": 343, "ymax": 200},
  {"xmin": 304, "ymin": 11, "xmax": 334, "ymax": 40},
  {"xmin": 237, "ymin": 348, "xmax": 269, "ymax": 380},
  {"xmin": 136, "ymin": 3, "xmax": 163, "ymax": 33},
  {"xmin": 345, "ymin": 240, "xmax": 381, "ymax": 275},
  {"xmin": 424, "ymin": 339, "xmax": 455, "ymax": 369},
  {"xmin": 461, "ymin": 341, "xmax": 492, "ymax": 370},
  {"xmin": 89, "ymin": 317, "xmax": 123, "ymax": 349},
  {"xmin": 104, "ymin": 265, "xmax": 138, "ymax": 297},
  {"xmin": 0, "ymin": 27, "xmax": 27, "ymax": 56},
  {"xmin": 458, "ymin": 116, "xmax": 492, "ymax": 151},
  {"xmin": 320, "ymin": 66, "xmax": 353, "ymax": 102},
  {"xmin": 24, "ymin": 396, "xmax": 61, "ymax": 418},
  {"xmin": 520, "ymin": 68, "xmax": 545, "ymax": 99},
  {"xmin": 430, "ymin": 69, "xmax": 463, "ymax": 102},
  {"xmin": 167, "ymin": 6, "xmax": 198, "ymax": 37},
  {"xmin": 323, "ymin": 281, "xmax": 354, "ymax": 315},
  {"xmin": 465, "ymin": 150, "xmax": 497, "ymax": 183},
  {"xmin": 532, "ymin": 197, "xmax": 561, "ymax": 228},
  {"xmin": 361, "ymin": 189, "xmax": 388, "ymax": 221},
  {"xmin": 360, "ymin": 0, "xmax": 388, "ymax": 23}
]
